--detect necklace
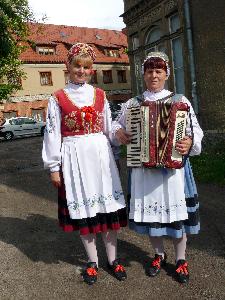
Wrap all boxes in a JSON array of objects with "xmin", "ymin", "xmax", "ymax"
[{"xmin": 69, "ymin": 80, "xmax": 86, "ymax": 86}]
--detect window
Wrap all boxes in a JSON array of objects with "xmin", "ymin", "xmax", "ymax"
[
  {"xmin": 171, "ymin": 37, "xmax": 185, "ymax": 93},
  {"xmin": 132, "ymin": 34, "xmax": 139, "ymax": 50},
  {"xmin": 134, "ymin": 55, "xmax": 143, "ymax": 94},
  {"xmin": 7, "ymin": 76, "xmax": 22, "ymax": 87},
  {"xmin": 64, "ymin": 71, "xmax": 69, "ymax": 85},
  {"xmin": 169, "ymin": 14, "xmax": 181, "ymax": 34},
  {"xmin": 117, "ymin": 70, "xmax": 127, "ymax": 83},
  {"xmin": 145, "ymin": 26, "xmax": 166, "ymax": 57},
  {"xmin": 104, "ymin": 49, "xmax": 120, "ymax": 57},
  {"xmin": 40, "ymin": 72, "xmax": 52, "ymax": 86},
  {"xmin": 24, "ymin": 118, "xmax": 36, "ymax": 124},
  {"xmin": 146, "ymin": 43, "xmax": 167, "ymax": 55},
  {"xmin": 103, "ymin": 70, "xmax": 113, "ymax": 84},
  {"xmin": 3, "ymin": 111, "xmax": 17, "ymax": 119},
  {"xmin": 32, "ymin": 109, "xmax": 45, "ymax": 121},
  {"xmin": 146, "ymin": 27, "xmax": 162, "ymax": 45},
  {"xmin": 37, "ymin": 46, "xmax": 55, "ymax": 55},
  {"xmin": 10, "ymin": 118, "xmax": 23, "ymax": 125},
  {"xmin": 90, "ymin": 70, "xmax": 98, "ymax": 84}
]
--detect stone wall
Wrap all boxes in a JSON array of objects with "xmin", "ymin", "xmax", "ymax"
[{"xmin": 189, "ymin": 0, "xmax": 225, "ymax": 131}]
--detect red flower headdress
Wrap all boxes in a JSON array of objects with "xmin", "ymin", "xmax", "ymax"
[{"xmin": 68, "ymin": 43, "xmax": 96, "ymax": 63}]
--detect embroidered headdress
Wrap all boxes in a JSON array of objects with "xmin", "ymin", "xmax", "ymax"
[
  {"xmin": 68, "ymin": 43, "xmax": 96, "ymax": 63},
  {"xmin": 142, "ymin": 51, "xmax": 170, "ymax": 76}
]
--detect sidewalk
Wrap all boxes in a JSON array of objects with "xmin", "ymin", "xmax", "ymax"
[{"xmin": 0, "ymin": 137, "xmax": 224, "ymax": 299}]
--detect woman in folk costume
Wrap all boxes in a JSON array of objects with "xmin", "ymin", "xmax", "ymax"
[
  {"xmin": 42, "ymin": 43, "xmax": 127, "ymax": 285},
  {"xmin": 112, "ymin": 52, "xmax": 203, "ymax": 284}
]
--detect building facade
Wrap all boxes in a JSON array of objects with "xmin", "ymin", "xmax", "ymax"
[
  {"xmin": 122, "ymin": 0, "xmax": 225, "ymax": 138},
  {"xmin": 0, "ymin": 23, "xmax": 131, "ymax": 121}
]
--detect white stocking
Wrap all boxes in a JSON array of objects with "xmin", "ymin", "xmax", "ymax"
[
  {"xmin": 80, "ymin": 233, "xmax": 98, "ymax": 266},
  {"xmin": 101, "ymin": 230, "xmax": 117, "ymax": 265},
  {"xmin": 173, "ymin": 233, "xmax": 187, "ymax": 262},
  {"xmin": 149, "ymin": 236, "xmax": 165, "ymax": 258}
]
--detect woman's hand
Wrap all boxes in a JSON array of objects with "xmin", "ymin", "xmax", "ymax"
[
  {"xmin": 115, "ymin": 128, "xmax": 132, "ymax": 145},
  {"xmin": 50, "ymin": 171, "xmax": 61, "ymax": 188},
  {"xmin": 175, "ymin": 136, "xmax": 192, "ymax": 155}
]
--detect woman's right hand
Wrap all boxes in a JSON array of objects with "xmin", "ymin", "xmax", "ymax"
[
  {"xmin": 115, "ymin": 128, "xmax": 132, "ymax": 145},
  {"xmin": 50, "ymin": 171, "xmax": 61, "ymax": 188}
]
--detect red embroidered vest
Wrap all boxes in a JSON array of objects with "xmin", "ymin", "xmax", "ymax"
[{"xmin": 54, "ymin": 88, "xmax": 105, "ymax": 137}]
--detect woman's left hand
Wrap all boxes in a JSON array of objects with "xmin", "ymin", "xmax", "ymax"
[{"xmin": 175, "ymin": 136, "xmax": 192, "ymax": 155}]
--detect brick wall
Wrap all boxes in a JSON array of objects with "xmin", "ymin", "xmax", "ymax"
[{"xmin": 0, "ymin": 100, "xmax": 48, "ymax": 121}]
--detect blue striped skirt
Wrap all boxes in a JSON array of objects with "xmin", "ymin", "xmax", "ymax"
[{"xmin": 129, "ymin": 159, "xmax": 200, "ymax": 238}]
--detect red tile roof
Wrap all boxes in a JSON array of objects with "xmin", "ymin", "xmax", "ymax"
[{"xmin": 20, "ymin": 23, "xmax": 129, "ymax": 64}]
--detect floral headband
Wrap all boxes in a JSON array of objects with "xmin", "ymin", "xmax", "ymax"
[
  {"xmin": 68, "ymin": 43, "xmax": 96, "ymax": 62},
  {"xmin": 141, "ymin": 51, "xmax": 170, "ymax": 76}
]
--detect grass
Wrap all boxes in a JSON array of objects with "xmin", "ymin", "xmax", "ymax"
[
  {"xmin": 190, "ymin": 154, "xmax": 225, "ymax": 184},
  {"xmin": 120, "ymin": 144, "xmax": 225, "ymax": 185}
]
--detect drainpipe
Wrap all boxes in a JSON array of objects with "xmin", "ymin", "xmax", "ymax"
[{"xmin": 183, "ymin": 0, "xmax": 198, "ymax": 114}]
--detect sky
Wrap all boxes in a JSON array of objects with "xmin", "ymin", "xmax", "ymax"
[{"xmin": 28, "ymin": 0, "xmax": 126, "ymax": 30}]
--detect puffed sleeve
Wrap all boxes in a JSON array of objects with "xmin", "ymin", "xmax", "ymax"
[
  {"xmin": 42, "ymin": 96, "xmax": 62, "ymax": 172},
  {"xmin": 103, "ymin": 95, "xmax": 112, "ymax": 137},
  {"xmin": 111, "ymin": 101, "xmax": 130, "ymax": 135},
  {"xmin": 182, "ymin": 96, "xmax": 204, "ymax": 156}
]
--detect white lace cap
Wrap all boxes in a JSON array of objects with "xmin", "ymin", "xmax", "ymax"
[{"xmin": 141, "ymin": 51, "xmax": 170, "ymax": 76}]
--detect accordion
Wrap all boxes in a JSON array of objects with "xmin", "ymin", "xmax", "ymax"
[{"xmin": 126, "ymin": 95, "xmax": 190, "ymax": 169}]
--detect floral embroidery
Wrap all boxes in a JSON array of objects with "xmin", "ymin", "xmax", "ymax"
[
  {"xmin": 68, "ymin": 190, "xmax": 124, "ymax": 211},
  {"xmin": 46, "ymin": 113, "xmax": 56, "ymax": 134},
  {"xmin": 64, "ymin": 107, "xmax": 103, "ymax": 134},
  {"xmin": 133, "ymin": 198, "xmax": 186, "ymax": 216}
]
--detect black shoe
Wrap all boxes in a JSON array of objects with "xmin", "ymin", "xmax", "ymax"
[
  {"xmin": 82, "ymin": 262, "xmax": 98, "ymax": 285},
  {"xmin": 147, "ymin": 253, "xmax": 167, "ymax": 277},
  {"xmin": 108, "ymin": 258, "xmax": 127, "ymax": 281},
  {"xmin": 175, "ymin": 260, "xmax": 189, "ymax": 284}
]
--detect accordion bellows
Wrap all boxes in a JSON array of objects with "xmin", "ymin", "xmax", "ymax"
[{"xmin": 126, "ymin": 96, "xmax": 190, "ymax": 169}]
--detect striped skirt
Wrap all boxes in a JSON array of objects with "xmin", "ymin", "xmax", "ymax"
[
  {"xmin": 129, "ymin": 159, "xmax": 200, "ymax": 238},
  {"xmin": 58, "ymin": 176, "xmax": 127, "ymax": 235}
]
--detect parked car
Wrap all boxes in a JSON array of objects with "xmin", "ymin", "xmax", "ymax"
[
  {"xmin": 109, "ymin": 101, "xmax": 123, "ymax": 120},
  {"xmin": 0, "ymin": 117, "xmax": 46, "ymax": 140}
]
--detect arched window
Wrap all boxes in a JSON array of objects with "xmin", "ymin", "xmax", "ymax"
[
  {"xmin": 145, "ymin": 27, "xmax": 162, "ymax": 45},
  {"xmin": 145, "ymin": 26, "xmax": 166, "ymax": 57}
]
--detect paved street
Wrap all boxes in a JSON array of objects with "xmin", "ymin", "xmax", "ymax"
[{"xmin": 0, "ymin": 136, "xmax": 224, "ymax": 300}]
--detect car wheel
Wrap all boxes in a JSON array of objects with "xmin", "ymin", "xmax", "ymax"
[
  {"xmin": 4, "ymin": 132, "xmax": 14, "ymax": 140},
  {"xmin": 40, "ymin": 126, "xmax": 45, "ymax": 136}
]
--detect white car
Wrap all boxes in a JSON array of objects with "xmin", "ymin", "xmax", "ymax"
[{"xmin": 0, "ymin": 117, "xmax": 46, "ymax": 140}]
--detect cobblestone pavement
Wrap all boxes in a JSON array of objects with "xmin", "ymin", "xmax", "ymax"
[{"xmin": 0, "ymin": 136, "xmax": 224, "ymax": 300}]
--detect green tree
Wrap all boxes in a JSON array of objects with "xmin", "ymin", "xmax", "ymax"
[{"xmin": 0, "ymin": 0, "xmax": 34, "ymax": 101}]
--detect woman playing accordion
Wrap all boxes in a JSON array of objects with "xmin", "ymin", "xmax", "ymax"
[{"xmin": 112, "ymin": 51, "xmax": 203, "ymax": 284}]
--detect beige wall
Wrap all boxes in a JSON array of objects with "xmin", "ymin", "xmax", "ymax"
[
  {"xmin": 15, "ymin": 64, "xmax": 67, "ymax": 96},
  {"xmin": 93, "ymin": 64, "xmax": 131, "ymax": 91},
  {"xmin": 14, "ymin": 63, "xmax": 131, "ymax": 97}
]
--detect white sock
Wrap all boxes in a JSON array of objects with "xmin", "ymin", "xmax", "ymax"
[
  {"xmin": 173, "ymin": 233, "xmax": 187, "ymax": 262},
  {"xmin": 101, "ymin": 230, "xmax": 117, "ymax": 265},
  {"xmin": 80, "ymin": 233, "xmax": 98, "ymax": 266},
  {"xmin": 149, "ymin": 237, "xmax": 165, "ymax": 258}
]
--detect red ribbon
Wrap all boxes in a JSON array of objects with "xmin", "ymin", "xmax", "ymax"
[
  {"xmin": 152, "ymin": 257, "xmax": 161, "ymax": 269},
  {"xmin": 115, "ymin": 265, "xmax": 125, "ymax": 272},
  {"xmin": 176, "ymin": 262, "xmax": 188, "ymax": 275},
  {"xmin": 86, "ymin": 267, "xmax": 97, "ymax": 276}
]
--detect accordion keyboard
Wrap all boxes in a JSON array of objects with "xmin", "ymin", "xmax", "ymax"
[
  {"xmin": 126, "ymin": 106, "xmax": 142, "ymax": 167},
  {"xmin": 171, "ymin": 110, "xmax": 188, "ymax": 161}
]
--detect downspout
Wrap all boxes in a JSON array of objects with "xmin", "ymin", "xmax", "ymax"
[{"xmin": 183, "ymin": 0, "xmax": 198, "ymax": 114}]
